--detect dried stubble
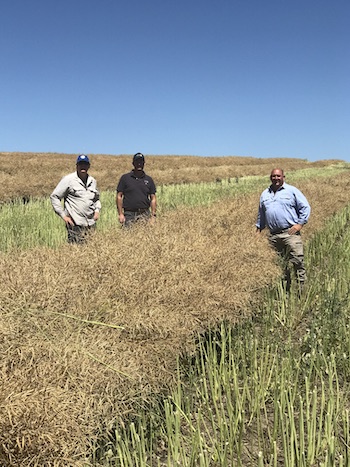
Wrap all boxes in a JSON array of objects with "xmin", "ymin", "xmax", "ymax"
[
  {"xmin": 1, "ymin": 198, "xmax": 274, "ymax": 465},
  {"xmin": 0, "ymin": 151, "xmax": 344, "ymax": 202},
  {"xmin": 1, "ymin": 171, "xmax": 350, "ymax": 465}
]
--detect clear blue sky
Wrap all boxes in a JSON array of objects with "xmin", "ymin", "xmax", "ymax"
[{"xmin": 1, "ymin": 0, "xmax": 349, "ymax": 161}]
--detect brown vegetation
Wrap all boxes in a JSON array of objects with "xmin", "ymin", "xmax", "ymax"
[
  {"xmin": 0, "ymin": 151, "xmax": 344, "ymax": 202},
  {"xmin": 1, "ymin": 166, "xmax": 350, "ymax": 465}
]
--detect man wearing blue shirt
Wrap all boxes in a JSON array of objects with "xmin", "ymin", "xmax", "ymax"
[{"xmin": 256, "ymin": 168, "xmax": 311, "ymax": 292}]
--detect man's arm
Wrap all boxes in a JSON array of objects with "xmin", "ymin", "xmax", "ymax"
[
  {"xmin": 294, "ymin": 189, "xmax": 311, "ymax": 225},
  {"xmin": 255, "ymin": 196, "xmax": 266, "ymax": 232},
  {"xmin": 50, "ymin": 177, "xmax": 74, "ymax": 225},
  {"xmin": 116, "ymin": 192, "xmax": 125, "ymax": 224},
  {"xmin": 286, "ymin": 188, "xmax": 310, "ymax": 235},
  {"xmin": 150, "ymin": 194, "xmax": 157, "ymax": 217},
  {"xmin": 93, "ymin": 182, "xmax": 101, "ymax": 221}
]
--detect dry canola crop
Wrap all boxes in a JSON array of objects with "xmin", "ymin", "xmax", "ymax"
[
  {"xmin": 0, "ymin": 151, "xmax": 344, "ymax": 202},
  {"xmin": 1, "ymin": 154, "xmax": 350, "ymax": 465}
]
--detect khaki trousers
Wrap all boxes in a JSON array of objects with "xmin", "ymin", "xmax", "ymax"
[{"xmin": 269, "ymin": 230, "xmax": 306, "ymax": 290}]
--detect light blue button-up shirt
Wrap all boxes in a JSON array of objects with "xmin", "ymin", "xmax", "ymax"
[{"xmin": 256, "ymin": 182, "xmax": 311, "ymax": 232}]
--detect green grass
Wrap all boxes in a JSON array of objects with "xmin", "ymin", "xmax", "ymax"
[
  {"xmin": 93, "ymin": 204, "xmax": 350, "ymax": 466},
  {"xmin": 157, "ymin": 164, "xmax": 348, "ymax": 209},
  {"xmin": 0, "ymin": 165, "xmax": 346, "ymax": 252}
]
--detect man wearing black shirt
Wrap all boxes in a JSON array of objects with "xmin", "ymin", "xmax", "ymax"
[{"xmin": 116, "ymin": 153, "xmax": 157, "ymax": 227}]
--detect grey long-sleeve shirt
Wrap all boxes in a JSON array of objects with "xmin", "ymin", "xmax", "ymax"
[{"xmin": 50, "ymin": 172, "xmax": 101, "ymax": 227}]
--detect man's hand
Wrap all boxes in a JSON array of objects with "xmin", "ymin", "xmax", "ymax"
[
  {"xmin": 93, "ymin": 211, "xmax": 100, "ymax": 221},
  {"xmin": 288, "ymin": 224, "xmax": 302, "ymax": 235},
  {"xmin": 118, "ymin": 213, "xmax": 125, "ymax": 224},
  {"xmin": 63, "ymin": 215, "xmax": 74, "ymax": 226}
]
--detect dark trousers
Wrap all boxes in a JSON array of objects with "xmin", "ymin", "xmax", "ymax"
[
  {"xmin": 123, "ymin": 210, "xmax": 150, "ymax": 228},
  {"xmin": 66, "ymin": 224, "xmax": 95, "ymax": 244}
]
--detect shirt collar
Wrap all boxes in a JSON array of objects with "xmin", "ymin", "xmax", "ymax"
[
  {"xmin": 268, "ymin": 183, "xmax": 285, "ymax": 193},
  {"xmin": 75, "ymin": 172, "xmax": 91, "ymax": 186},
  {"xmin": 131, "ymin": 170, "xmax": 145, "ymax": 179}
]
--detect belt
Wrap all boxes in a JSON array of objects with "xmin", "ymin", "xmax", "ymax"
[
  {"xmin": 124, "ymin": 208, "xmax": 149, "ymax": 213},
  {"xmin": 270, "ymin": 227, "xmax": 290, "ymax": 235}
]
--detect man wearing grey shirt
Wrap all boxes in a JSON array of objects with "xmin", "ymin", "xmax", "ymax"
[
  {"xmin": 50, "ymin": 154, "xmax": 101, "ymax": 244},
  {"xmin": 256, "ymin": 168, "xmax": 311, "ymax": 292}
]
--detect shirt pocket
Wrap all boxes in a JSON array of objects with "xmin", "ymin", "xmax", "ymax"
[
  {"xmin": 261, "ymin": 197, "xmax": 274, "ymax": 210},
  {"xmin": 88, "ymin": 188, "xmax": 100, "ymax": 202},
  {"xmin": 69, "ymin": 188, "xmax": 86, "ymax": 198},
  {"xmin": 278, "ymin": 194, "xmax": 294, "ymax": 207}
]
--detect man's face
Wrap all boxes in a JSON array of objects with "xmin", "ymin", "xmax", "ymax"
[
  {"xmin": 133, "ymin": 158, "xmax": 144, "ymax": 171},
  {"xmin": 270, "ymin": 169, "xmax": 284, "ymax": 190},
  {"xmin": 77, "ymin": 162, "xmax": 90, "ymax": 177}
]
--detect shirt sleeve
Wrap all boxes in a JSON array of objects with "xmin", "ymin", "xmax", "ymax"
[
  {"xmin": 256, "ymin": 195, "xmax": 266, "ymax": 230},
  {"xmin": 294, "ymin": 188, "xmax": 311, "ymax": 225},
  {"xmin": 94, "ymin": 194, "xmax": 101, "ymax": 212},
  {"xmin": 50, "ymin": 176, "xmax": 69, "ymax": 218},
  {"xmin": 92, "ymin": 178, "xmax": 101, "ymax": 212},
  {"xmin": 116, "ymin": 175, "xmax": 126, "ymax": 193},
  {"xmin": 149, "ymin": 177, "xmax": 156, "ymax": 195}
]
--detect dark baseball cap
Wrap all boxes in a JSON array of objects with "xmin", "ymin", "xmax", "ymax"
[
  {"xmin": 133, "ymin": 152, "xmax": 145, "ymax": 163},
  {"xmin": 76, "ymin": 154, "xmax": 90, "ymax": 164}
]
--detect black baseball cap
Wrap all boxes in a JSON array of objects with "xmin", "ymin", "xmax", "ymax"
[{"xmin": 133, "ymin": 152, "xmax": 145, "ymax": 163}]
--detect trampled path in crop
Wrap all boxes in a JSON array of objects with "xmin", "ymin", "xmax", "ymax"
[{"xmin": 1, "ymin": 157, "xmax": 350, "ymax": 465}]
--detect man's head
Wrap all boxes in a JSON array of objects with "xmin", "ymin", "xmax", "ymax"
[
  {"xmin": 270, "ymin": 168, "xmax": 285, "ymax": 191},
  {"xmin": 76, "ymin": 154, "xmax": 90, "ymax": 179},
  {"xmin": 132, "ymin": 152, "xmax": 145, "ymax": 171}
]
